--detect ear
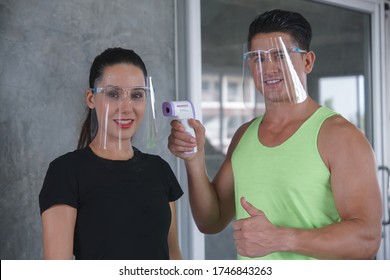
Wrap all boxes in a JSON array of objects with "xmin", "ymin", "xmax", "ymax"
[
  {"xmin": 304, "ymin": 51, "xmax": 316, "ymax": 74},
  {"xmin": 86, "ymin": 88, "xmax": 95, "ymax": 109}
]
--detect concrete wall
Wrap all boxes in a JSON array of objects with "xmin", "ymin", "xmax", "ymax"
[{"xmin": 0, "ymin": 0, "xmax": 177, "ymax": 259}]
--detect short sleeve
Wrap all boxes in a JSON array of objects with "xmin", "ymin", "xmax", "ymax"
[
  {"xmin": 160, "ymin": 159, "xmax": 183, "ymax": 202},
  {"xmin": 39, "ymin": 154, "xmax": 79, "ymax": 214}
]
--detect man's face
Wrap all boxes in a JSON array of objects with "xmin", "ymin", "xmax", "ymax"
[{"xmin": 248, "ymin": 32, "xmax": 314, "ymax": 104}]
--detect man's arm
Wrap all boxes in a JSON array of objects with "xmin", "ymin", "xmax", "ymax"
[
  {"xmin": 168, "ymin": 119, "xmax": 250, "ymax": 233},
  {"xmin": 302, "ymin": 115, "xmax": 382, "ymax": 258},
  {"xmin": 234, "ymin": 116, "xmax": 382, "ymax": 259}
]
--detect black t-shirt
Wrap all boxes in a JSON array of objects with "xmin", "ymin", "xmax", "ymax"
[{"xmin": 39, "ymin": 147, "xmax": 183, "ymax": 260}]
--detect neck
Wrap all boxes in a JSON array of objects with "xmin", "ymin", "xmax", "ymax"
[
  {"xmin": 89, "ymin": 140, "xmax": 134, "ymax": 160},
  {"xmin": 258, "ymin": 98, "xmax": 320, "ymax": 147},
  {"xmin": 262, "ymin": 98, "xmax": 319, "ymax": 124}
]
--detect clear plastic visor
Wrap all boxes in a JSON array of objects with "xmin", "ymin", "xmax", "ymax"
[
  {"xmin": 90, "ymin": 76, "xmax": 157, "ymax": 151},
  {"xmin": 242, "ymin": 37, "xmax": 307, "ymax": 114}
]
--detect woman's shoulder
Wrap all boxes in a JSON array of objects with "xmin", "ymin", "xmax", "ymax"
[
  {"xmin": 135, "ymin": 149, "xmax": 163, "ymax": 162},
  {"xmin": 49, "ymin": 147, "xmax": 90, "ymax": 167},
  {"xmin": 134, "ymin": 148, "xmax": 172, "ymax": 168}
]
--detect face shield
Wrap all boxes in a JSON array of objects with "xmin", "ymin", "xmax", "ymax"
[
  {"xmin": 242, "ymin": 36, "xmax": 308, "ymax": 114},
  {"xmin": 90, "ymin": 76, "xmax": 157, "ymax": 152}
]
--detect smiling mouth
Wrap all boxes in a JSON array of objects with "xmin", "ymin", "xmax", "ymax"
[
  {"xmin": 114, "ymin": 119, "xmax": 134, "ymax": 128},
  {"xmin": 264, "ymin": 79, "xmax": 283, "ymax": 85}
]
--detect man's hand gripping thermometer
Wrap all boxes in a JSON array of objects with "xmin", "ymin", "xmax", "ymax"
[{"xmin": 162, "ymin": 101, "xmax": 197, "ymax": 154}]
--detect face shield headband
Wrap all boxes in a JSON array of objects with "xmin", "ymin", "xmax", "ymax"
[{"xmin": 242, "ymin": 36, "xmax": 308, "ymax": 113}]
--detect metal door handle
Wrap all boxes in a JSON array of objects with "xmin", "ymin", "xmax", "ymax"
[{"xmin": 379, "ymin": 166, "xmax": 390, "ymax": 225}]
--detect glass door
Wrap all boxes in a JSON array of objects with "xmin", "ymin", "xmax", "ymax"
[{"xmin": 200, "ymin": 0, "xmax": 388, "ymax": 259}]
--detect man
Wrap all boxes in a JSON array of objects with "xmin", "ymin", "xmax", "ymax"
[{"xmin": 168, "ymin": 9, "xmax": 382, "ymax": 259}]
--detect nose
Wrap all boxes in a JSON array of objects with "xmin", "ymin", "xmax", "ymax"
[
  {"xmin": 119, "ymin": 94, "xmax": 134, "ymax": 113},
  {"xmin": 263, "ymin": 55, "xmax": 280, "ymax": 73}
]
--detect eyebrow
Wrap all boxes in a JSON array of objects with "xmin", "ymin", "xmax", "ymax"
[{"xmin": 105, "ymin": 85, "xmax": 146, "ymax": 89}]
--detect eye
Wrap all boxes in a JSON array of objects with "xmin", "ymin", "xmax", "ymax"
[
  {"xmin": 249, "ymin": 53, "xmax": 261, "ymax": 63},
  {"xmin": 247, "ymin": 53, "xmax": 263, "ymax": 65},
  {"xmin": 106, "ymin": 89, "xmax": 121, "ymax": 99},
  {"xmin": 259, "ymin": 55, "xmax": 266, "ymax": 62},
  {"xmin": 130, "ymin": 90, "xmax": 146, "ymax": 101},
  {"xmin": 274, "ymin": 51, "xmax": 286, "ymax": 60}
]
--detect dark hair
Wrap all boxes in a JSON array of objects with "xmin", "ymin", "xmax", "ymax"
[
  {"xmin": 247, "ymin": 9, "xmax": 312, "ymax": 51},
  {"xmin": 77, "ymin": 48, "xmax": 147, "ymax": 149}
]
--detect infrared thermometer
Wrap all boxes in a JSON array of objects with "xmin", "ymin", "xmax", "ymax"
[{"xmin": 162, "ymin": 100, "xmax": 197, "ymax": 153}]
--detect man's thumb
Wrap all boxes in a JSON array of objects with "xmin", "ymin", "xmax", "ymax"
[{"xmin": 240, "ymin": 197, "xmax": 262, "ymax": 217}]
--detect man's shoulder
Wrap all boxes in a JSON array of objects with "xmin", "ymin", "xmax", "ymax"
[
  {"xmin": 319, "ymin": 113, "xmax": 371, "ymax": 153},
  {"xmin": 322, "ymin": 113, "xmax": 362, "ymax": 136},
  {"xmin": 237, "ymin": 117, "xmax": 260, "ymax": 136},
  {"xmin": 226, "ymin": 118, "xmax": 259, "ymax": 157}
]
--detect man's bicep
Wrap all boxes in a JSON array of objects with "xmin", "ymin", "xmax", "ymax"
[{"xmin": 327, "ymin": 126, "xmax": 381, "ymax": 222}]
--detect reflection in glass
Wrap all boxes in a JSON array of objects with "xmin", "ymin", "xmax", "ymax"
[{"xmin": 319, "ymin": 75, "xmax": 365, "ymax": 131}]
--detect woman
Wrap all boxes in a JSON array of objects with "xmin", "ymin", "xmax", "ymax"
[{"xmin": 39, "ymin": 48, "xmax": 183, "ymax": 260}]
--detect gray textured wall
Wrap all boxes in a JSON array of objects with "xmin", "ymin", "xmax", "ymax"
[{"xmin": 0, "ymin": 0, "xmax": 177, "ymax": 259}]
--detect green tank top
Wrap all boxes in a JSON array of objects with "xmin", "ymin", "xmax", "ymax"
[{"xmin": 232, "ymin": 107, "xmax": 341, "ymax": 260}]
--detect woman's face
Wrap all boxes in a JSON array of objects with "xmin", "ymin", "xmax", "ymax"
[{"xmin": 87, "ymin": 63, "xmax": 147, "ymax": 150}]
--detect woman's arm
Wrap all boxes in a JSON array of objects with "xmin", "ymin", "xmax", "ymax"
[
  {"xmin": 168, "ymin": 202, "xmax": 182, "ymax": 260},
  {"xmin": 41, "ymin": 204, "xmax": 77, "ymax": 259}
]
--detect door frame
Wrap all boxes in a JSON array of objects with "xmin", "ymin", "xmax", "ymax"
[{"xmin": 176, "ymin": 0, "xmax": 389, "ymax": 260}]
